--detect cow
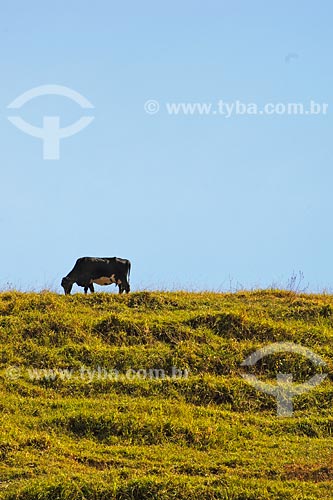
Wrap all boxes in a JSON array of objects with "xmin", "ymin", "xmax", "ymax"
[{"xmin": 61, "ymin": 257, "xmax": 131, "ymax": 295}]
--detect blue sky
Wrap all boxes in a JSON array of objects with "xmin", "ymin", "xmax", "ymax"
[{"xmin": 0, "ymin": 1, "xmax": 332, "ymax": 292}]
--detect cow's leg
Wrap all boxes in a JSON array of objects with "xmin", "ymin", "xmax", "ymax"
[
  {"xmin": 122, "ymin": 277, "xmax": 130, "ymax": 294},
  {"xmin": 89, "ymin": 283, "xmax": 95, "ymax": 293},
  {"xmin": 118, "ymin": 276, "xmax": 129, "ymax": 294},
  {"xmin": 84, "ymin": 286, "xmax": 88, "ymax": 294},
  {"xmin": 116, "ymin": 277, "xmax": 123, "ymax": 294}
]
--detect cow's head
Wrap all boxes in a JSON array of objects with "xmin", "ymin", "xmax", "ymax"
[{"xmin": 61, "ymin": 276, "xmax": 73, "ymax": 295}]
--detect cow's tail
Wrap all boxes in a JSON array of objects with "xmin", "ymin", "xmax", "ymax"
[{"xmin": 127, "ymin": 261, "xmax": 131, "ymax": 282}]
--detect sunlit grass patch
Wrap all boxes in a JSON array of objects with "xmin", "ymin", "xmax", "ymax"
[{"xmin": 0, "ymin": 290, "xmax": 333, "ymax": 499}]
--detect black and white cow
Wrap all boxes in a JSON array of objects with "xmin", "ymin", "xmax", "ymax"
[{"xmin": 61, "ymin": 257, "xmax": 131, "ymax": 295}]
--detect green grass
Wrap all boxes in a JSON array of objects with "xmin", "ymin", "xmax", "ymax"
[{"xmin": 0, "ymin": 289, "xmax": 333, "ymax": 499}]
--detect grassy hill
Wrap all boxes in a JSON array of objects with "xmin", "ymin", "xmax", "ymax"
[{"xmin": 0, "ymin": 289, "xmax": 332, "ymax": 499}]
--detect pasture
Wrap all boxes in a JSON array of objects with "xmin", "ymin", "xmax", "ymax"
[{"xmin": 0, "ymin": 290, "xmax": 332, "ymax": 499}]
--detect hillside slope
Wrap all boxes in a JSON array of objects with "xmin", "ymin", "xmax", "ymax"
[{"xmin": 0, "ymin": 290, "xmax": 333, "ymax": 499}]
